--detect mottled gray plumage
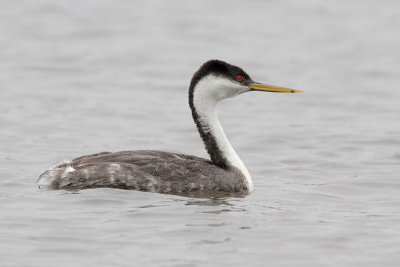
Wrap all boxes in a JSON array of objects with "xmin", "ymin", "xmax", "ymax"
[{"xmin": 38, "ymin": 150, "xmax": 248, "ymax": 195}]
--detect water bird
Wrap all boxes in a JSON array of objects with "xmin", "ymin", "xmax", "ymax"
[{"xmin": 37, "ymin": 60, "xmax": 302, "ymax": 196}]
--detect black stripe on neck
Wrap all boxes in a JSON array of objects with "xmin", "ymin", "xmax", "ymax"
[
  {"xmin": 188, "ymin": 60, "xmax": 242, "ymax": 169},
  {"xmin": 189, "ymin": 90, "xmax": 229, "ymax": 169},
  {"xmin": 188, "ymin": 60, "xmax": 253, "ymax": 168}
]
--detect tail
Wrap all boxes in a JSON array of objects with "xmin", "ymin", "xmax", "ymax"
[{"xmin": 37, "ymin": 161, "xmax": 74, "ymax": 189}]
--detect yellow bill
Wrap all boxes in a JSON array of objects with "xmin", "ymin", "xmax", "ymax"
[{"xmin": 248, "ymin": 83, "xmax": 303, "ymax": 93}]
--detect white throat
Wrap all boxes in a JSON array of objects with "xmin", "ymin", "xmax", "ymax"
[{"xmin": 193, "ymin": 75, "xmax": 253, "ymax": 192}]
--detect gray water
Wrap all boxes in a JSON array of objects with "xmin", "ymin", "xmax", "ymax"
[{"xmin": 1, "ymin": 0, "xmax": 400, "ymax": 266}]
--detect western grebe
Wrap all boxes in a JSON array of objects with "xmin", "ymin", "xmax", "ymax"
[{"xmin": 37, "ymin": 60, "xmax": 302, "ymax": 196}]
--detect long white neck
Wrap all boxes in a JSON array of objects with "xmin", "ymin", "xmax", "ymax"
[{"xmin": 191, "ymin": 76, "xmax": 253, "ymax": 192}]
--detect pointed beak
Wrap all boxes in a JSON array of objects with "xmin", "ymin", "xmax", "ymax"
[{"xmin": 247, "ymin": 83, "xmax": 303, "ymax": 93}]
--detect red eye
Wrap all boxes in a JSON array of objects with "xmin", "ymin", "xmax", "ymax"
[{"xmin": 236, "ymin": 75, "xmax": 243, "ymax": 81}]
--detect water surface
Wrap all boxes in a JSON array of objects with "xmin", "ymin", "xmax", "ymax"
[{"xmin": 1, "ymin": 0, "xmax": 400, "ymax": 266}]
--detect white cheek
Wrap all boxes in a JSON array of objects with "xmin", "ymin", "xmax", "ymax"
[
  {"xmin": 196, "ymin": 75, "xmax": 249, "ymax": 102},
  {"xmin": 216, "ymin": 79, "xmax": 249, "ymax": 99},
  {"xmin": 234, "ymin": 85, "xmax": 251, "ymax": 96}
]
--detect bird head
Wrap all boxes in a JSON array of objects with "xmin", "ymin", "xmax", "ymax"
[{"xmin": 189, "ymin": 59, "xmax": 302, "ymax": 104}]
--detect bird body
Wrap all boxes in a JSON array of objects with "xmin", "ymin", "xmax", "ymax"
[
  {"xmin": 37, "ymin": 60, "xmax": 302, "ymax": 196},
  {"xmin": 38, "ymin": 150, "xmax": 249, "ymax": 195}
]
